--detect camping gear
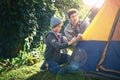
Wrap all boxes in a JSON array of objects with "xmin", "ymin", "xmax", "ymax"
[{"xmin": 73, "ymin": 0, "xmax": 120, "ymax": 78}]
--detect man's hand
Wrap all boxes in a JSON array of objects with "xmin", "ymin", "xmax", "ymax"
[{"xmin": 77, "ymin": 33, "xmax": 82, "ymax": 40}]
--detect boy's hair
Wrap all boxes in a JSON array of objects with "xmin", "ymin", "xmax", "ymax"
[{"xmin": 67, "ymin": 8, "xmax": 79, "ymax": 18}]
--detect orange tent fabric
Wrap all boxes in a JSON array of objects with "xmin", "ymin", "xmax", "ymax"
[{"xmin": 83, "ymin": 0, "xmax": 120, "ymax": 41}]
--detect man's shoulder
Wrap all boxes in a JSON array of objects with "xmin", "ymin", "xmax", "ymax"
[
  {"xmin": 78, "ymin": 20, "xmax": 89, "ymax": 25},
  {"xmin": 65, "ymin": 22, "xmax": 72, "ymax": 30}
]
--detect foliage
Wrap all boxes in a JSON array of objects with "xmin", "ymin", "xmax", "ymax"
[
  {"xmin": 0, "ymin": 0, "xmax": 54, "ymax": 58},
  {"xmin": 11, "ymin": 43, "xmax": 34, "ymax": 66},
  {"xmin": 0, "ymin": 42, "xmax": 45, "ymax": 72},
  {"xmin": 51, "ymin": 0, "xmax": 87, "ymax": 19},
  {"xmin": 11, "ymin": 41, "xmax": 45, "ymax": 66}
]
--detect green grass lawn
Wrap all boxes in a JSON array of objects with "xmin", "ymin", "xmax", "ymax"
[
  {"xmin": 0, "ymin": 62, "xmax": 89, "ymax": 80},
  {"xmin": 0, "ymin": 62, "xmax": 41, "ymax": 80},
  {"xmin": 0, "ymin": 61, "xmax": 56, "ymax": 80},
  {"xmin": 0, "ymin": 61, "xmax": 119, "ymax": 80}
]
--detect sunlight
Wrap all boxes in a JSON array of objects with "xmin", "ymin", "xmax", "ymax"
[{"xmin": 83, "ymin": 0, "xmax": 105, "ymax": 8}]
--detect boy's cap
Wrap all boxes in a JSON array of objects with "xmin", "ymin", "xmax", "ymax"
[{"xmin": 50, "ymin": 16, "xmax": 62, "ymax": 27}]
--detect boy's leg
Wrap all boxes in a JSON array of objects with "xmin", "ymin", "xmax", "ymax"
[
  {"xmin": 40, "ymin": 61, "xmax": 47, "ymax": 71},
  {"xmin": 59, "ymin": 54, "xmax": 71, "ymax": 65},
  {"xmin": 47, "ymin": 61, "xmax": 60, "ymax": 74}
]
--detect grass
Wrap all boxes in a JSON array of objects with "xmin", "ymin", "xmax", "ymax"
[
  {"xmin": 0, "ymin": 60, "xmax": 119, "ymax": 80},
  {"xmin": 0, "ymin": 62, "xmax": 41, "ymax": 80},
  {"xmin": 0, "ymin": 61, "xmax": 87, "ymax": 80},
  {"xmin": 0, "ymin": 61, "xmax": 56, "ymax": 80}
]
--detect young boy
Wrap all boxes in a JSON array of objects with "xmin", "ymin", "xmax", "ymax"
[{"xmin": 40, "ymin": 16, "xmax": 80, "ymax": 74}]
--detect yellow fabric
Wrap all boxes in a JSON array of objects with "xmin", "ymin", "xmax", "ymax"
[{"xmin": 82, "ymin": 0, "xmax": 120, "ymax": 41}]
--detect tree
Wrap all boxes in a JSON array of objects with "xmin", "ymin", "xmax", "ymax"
[
  {"xmin": 51, "ymin": 0, "xmax": 86, "ymax": 19},
  {"xmin": 0, "ymin": 0, "xmax": 54, "ymax": 58}
]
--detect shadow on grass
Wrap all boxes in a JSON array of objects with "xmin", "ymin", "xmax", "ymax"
[
  {"xmin": 26, "ymin": 71, "xmax": 56, "ymax": 80},
  {"xmin": 27, "ymin": 70, "xmax": 120, "ymax": 80},
  {"xmin": 26, "ymin": 71, "xmax": 87, "ymax": 80}
]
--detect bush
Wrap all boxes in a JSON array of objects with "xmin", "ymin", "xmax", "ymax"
[{"xmin": 0, "ymin": 0, "xmax": 54, "ymax": 58}]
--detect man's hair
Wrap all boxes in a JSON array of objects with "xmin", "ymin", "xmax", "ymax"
[{"xmin": 67, "ymin": 8, "xmax": 79, "ymax": 18}]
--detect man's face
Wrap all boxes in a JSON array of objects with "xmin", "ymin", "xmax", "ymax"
[{"xmin": 70, "ymin": 12, "xmax": 79, "ymax": 26}]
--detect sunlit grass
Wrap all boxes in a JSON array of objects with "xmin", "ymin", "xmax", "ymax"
[
  {"xmin": 0, "ymin": 61, "xmax": 88, "ymax": 80},
  {"xmin": 0, "ymin": 61, "xmax": 119, "ymax": 80},
  {"xmin": 0, "ymin": 62, "xmax": 41, "ymax": 80}
]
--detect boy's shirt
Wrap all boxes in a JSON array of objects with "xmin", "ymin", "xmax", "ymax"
[{"xmin": 44, "ymin": 31, "xmax": 69, "ymax": 62}]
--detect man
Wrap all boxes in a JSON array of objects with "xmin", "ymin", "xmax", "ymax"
[
  {"xmin": 64, "ymin": 8, "xmax": 89, "ymax": 41},
  {"xmin": 40, "ymin": 16, "xmax": 80, "ymax": 74}
]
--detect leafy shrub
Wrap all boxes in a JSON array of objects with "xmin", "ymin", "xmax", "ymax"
[
  {"xmin": 0, "ymin": 0, "xmax": 54, "ymax": 58},
  {"xmin": 11, "ymin": 42, "xmax": 45, "ymax": 66}
]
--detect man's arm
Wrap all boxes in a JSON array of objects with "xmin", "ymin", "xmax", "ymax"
[{"xmin": 64, "ymin": 25, "xmax": 75, "ymax": 41}]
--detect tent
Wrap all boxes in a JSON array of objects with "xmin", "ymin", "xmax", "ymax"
[{"xmin": 73, "ymin": 0, "xmax": 120, "ymax": 77}]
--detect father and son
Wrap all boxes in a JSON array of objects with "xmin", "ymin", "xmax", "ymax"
[{"xmin": 40, "ymin": 8, "xmax": 89, "ymax": 74}]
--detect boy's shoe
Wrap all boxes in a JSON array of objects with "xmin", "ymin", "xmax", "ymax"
[
  {"xmin": 40, "ymin": 69, "xmax": 47, "ymax": 72},
  {"xmin": 40, "ymin": 61, "xmax": 47, "ymax": 70}
]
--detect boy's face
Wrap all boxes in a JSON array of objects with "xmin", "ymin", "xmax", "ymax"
[
  {"xmin": 70, "ymin": 12, "xmax": 79, "ymax": 26},
  {"xmin": 57, "ymin": 23, "xmax": 63, "ymax": 32},
  {"xmin": 53, "ymin": 22, "xmax": 63, "ymax": 33}
]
